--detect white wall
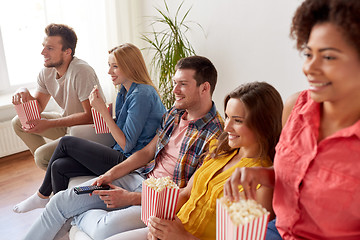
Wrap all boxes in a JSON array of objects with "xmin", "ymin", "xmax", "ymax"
[{"xmin": 140, "ymin": 0, "xmax": 307, "ymax": 115}]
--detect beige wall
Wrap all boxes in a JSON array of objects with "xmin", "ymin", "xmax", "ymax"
[{"xmin": 140, "ymin": 0, "xmax": 307, "ymax": 115}]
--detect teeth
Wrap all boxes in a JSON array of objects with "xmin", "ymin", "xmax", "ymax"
[{"xmin": 310, "ymin": 82, "xmax": 330, "ymax": 87}]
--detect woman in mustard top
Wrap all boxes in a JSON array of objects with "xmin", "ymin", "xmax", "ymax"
[{"xmin": 109, "ymin": 82, "xmax": 283, "ymax": 240}]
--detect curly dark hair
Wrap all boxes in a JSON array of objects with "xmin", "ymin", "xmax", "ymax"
[
  {"xmin": 209, "ymin": 82, "xmax": 283, "ymax": 162},
  {"xmin": 290, "ymin": 0, "xmax": 360, "ymax": 56},
  {"xmin": 45, "ymin": 23, "xmax": 77, "ymax": 57}
]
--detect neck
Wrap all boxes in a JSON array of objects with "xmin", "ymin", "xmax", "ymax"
[
  {"xmin": 55, "ymin": 57, "xmax": 73, "ymax": 78},
  {"xmin": 185, "ymin": 99, "xmax": 213, "ymax": 121},
  {"xmin": 122, "ymin": 81, "xmax": 133, "ymax": 92},
  {"xmin": 319, "ymin": 98, "xmax": 360, "ymax": 140}
]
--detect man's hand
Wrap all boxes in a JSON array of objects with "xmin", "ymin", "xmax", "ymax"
[
  {"xmin": 12, "ymin": 88, "xmax": 33, "ymax": 105},
  {"xmin": 93, "ymin": 184, "xmax": 140, "ymax": 208},
  {"xmin": 24, "ymin": 118, "xmax": 52, "ymax": 133}
]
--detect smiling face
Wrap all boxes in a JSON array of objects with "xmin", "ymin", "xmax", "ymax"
[
  {"xmin": 224, "ymin": 98, "xmax": 259, "ymax": 152},
  {"xmin": 172, "ymin": 69, "xmax": 202, "ymax": 111},
  {"xmin": 41, "ymin": 36, "xmax": 67, "ymax": 68},
  {"xmin": 302, "ymin": 23, "xmax": 360, "ymax": 104},
  {"xmin": 108, "ymin": 54, "xmax": 131, "ymax": 88}
]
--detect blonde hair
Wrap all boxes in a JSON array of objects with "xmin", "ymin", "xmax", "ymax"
[{"xmin": 109, "ymin": 43, "xmax": 158, "ymax": 92}]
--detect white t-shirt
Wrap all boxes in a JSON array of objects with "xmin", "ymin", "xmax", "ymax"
[{"xmin": 37, "ymin": 57, "xmax": 105, "ymax": 117}]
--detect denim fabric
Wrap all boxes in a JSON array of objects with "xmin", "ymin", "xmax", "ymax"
[
  {"xmin": 266, "ymin": 219, "xmax": 283, "ymax": 240},
  {"xmin": 112, "ymin": 83, "xmax": 166, "ymax": 157},
  {"xmin": 23, "ymin": 172, "xmax": 146, "ymax": 240}
]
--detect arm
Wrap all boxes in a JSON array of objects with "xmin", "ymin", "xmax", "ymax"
[
  {"xmin": 175, "ymin": 174, "xmax": 194, "ymax": 212},
  {"xmin": 89, "ymin": 87, "xmax": 127, "ymax": 149},
  {"xmin": 255, "ymin": 185, "xmax": 275, "ymax": 220},
  {"xmin": 92, "ymin": 135, "xmax": 158, "ymax": 207},
  {"xmin": 223, "ymin": 167, "xmax": 275, "ymax": 201},
  {"xmin": 95, "ymin": 135, "xmax": 158, "ymax": 185},
  {"xmin": 25, "ymin": 98, "xmax": 93, "ymax": 133},
  {"xmin": 12, "ymin": 88, "xmax": 50, "ymax": 111}
]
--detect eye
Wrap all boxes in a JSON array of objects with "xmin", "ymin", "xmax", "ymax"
[
  {"xmin": 323, "ymin": 55, "xmax": 336, "ymax": 60},
  {"xmin": 235, "ymin": 119, "xmax": 243, "ymax": 124},
  {"xmin": 303, "ymin": 52, "xmax": 312, "ymax": 59}
]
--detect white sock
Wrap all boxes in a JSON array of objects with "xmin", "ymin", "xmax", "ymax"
[{"xmin": 13, "ymin": 192, "xmax": 49, "ymax": 213}]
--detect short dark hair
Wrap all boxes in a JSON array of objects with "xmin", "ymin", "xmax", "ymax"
[
  {"xmin": 175, "ymin": 56, "xmax": 217, "ymax": 96},
  {"xmin": 290, "ymin": 0, "xmax": 360, "ymax": 57},
  {"xmin": 45, "ymin": 23, "xmax": 77, "ymax": 57}
]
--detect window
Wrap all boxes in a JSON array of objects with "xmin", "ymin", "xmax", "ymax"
[{"xmin": 0, "ymin": 0, "xmax": 45, "ymax": 92}]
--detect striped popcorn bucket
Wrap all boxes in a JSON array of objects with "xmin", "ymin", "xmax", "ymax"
[
  {"xmin": 14, "ymin": 100, "xmax": 40, "ymax": 129},
  {"xmin": 141, "ymin": 183, "xmax": 180, "ymax": 226},
  {"xmin": 91, "ymin": 107, "xmax": 110, "ymax": 134},
  {"xmin": 216, "ymin": 199, "xmax": 270, "ymax": 240}
]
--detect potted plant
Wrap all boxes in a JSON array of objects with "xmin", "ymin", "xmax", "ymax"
[{"xmin": 142, "ymin": 1, "xmax": 202, "ymax": 109}]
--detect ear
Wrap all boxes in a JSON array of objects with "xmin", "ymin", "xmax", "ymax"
[
  {"xmin": 65, "ymin": 48, "xmax": 72, "ymax": 56},
  {"xmin": 200, "ymin": 82, "xmax": 211, "ymax": 95}
]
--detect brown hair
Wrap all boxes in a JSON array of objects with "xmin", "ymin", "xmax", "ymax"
[
  {"xmin": 45, "ymin": 23, "xmax": 77, "ymax": 57},
  {"xmin": 290, "ymin": 0, "xmax": 360, "ymax": 57},
  {"xmin": 210, "ymin": 82, "xmax": 283, "ymax": 161},
  {"xmin": 175, "ymin": 56, "xmax": 217, "ymax": 96}
]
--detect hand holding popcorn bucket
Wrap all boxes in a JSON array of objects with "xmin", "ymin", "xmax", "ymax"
[
  {"xmin": 141, "ymin": 176, "xmax": 180, "ymax": 226},
  {"xmin": 216, "ymin": 197, "xmax": 270, "ymax": 240},
  {"xmin": 14, "ymin": 100, "xmax": 41, "ymax": 130}
]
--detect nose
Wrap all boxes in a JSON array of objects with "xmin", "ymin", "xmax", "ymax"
[
  {"xmin": 41, "ymin": 47, "xmax": 46, "ymax": 56},
  {"xmin": 172, "ymin": 83, "xmax": 179, "ymax": 94},
  {"xmin": 303, "ymin": 55, "xmax": 320, "ymax": 76},
  {"xmin": 108, "ymin": 66, "xmax": 112, "ymax": 75},
  {"xmin": 224, "ymin": 118, "xmax": 232, "ymax": 132}
]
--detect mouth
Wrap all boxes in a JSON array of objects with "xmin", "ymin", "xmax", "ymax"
[
  {"xmin": 175, "ymin": 96, "xmax": 185, "ymax": 101},
  {"xmin": 227, "ymin": 134, "xmax": 239, "ymax": 140},
  {"xmin": 309, "ymin": 81, "xmax": 331, "ymax": 90},
  {"xmin": 111, "ymin": 76, "xmax": 117, "ymax": 82}
]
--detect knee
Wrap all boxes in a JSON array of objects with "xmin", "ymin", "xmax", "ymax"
[
  {"xmin": 34, "ymin": 146, "xmax": 50, "ymax": 170},
  {"xmin": 11, "ymin": 115, "xmax": 22, "ymax": 133}
]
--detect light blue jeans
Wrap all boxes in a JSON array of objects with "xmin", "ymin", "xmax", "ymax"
[{"xmin": 23, "ymin": 172, "xmax": 146, "ymax": 240}]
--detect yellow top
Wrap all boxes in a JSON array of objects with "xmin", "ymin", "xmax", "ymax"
[{"xmin": 177, "ymin": 146, "xmax": 272, "ymax": 240}]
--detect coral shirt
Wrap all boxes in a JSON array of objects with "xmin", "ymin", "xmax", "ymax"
[{"xmin": 273, "ymin": 90, "xmax": 360, "ymax": 240}]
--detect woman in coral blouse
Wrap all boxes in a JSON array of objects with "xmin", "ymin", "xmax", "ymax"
[
  {"xmin": 224, "ymin": 1, "xmax": 360, "ymax": 239},
  {"xmin": 108, "ymin": 81, "xmax": 283, "ymax": 240}
]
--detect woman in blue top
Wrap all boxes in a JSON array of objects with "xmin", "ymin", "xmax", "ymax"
[{"xmin": 13, "ymin": 43, "xmax": 166, "ymax": 213}]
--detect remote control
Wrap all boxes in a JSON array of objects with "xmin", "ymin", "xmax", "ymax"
[{"xmin": 74, "ymin": 185, "xmax": 110, "ymax": 195}]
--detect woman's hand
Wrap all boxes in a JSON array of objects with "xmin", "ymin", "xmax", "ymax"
[
  {"xmin": 89, "ymin": 86, "xmax": 106, "ymax": 114},
  {"xmin": 147, "ymin": 216, "xmax": 198, "ymax": 240},
  {"xmin": 223, "ymin": 167, "xmax": 275, "ymax": 201}
]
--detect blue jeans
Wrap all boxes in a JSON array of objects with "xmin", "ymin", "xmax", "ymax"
[
  {"xmin": 24, "ymin": 172, "xmax": 146, "ymax": 240},
  {"xmin": 266, "ymin": 218, "xmax": 282, "ymax": 240}
]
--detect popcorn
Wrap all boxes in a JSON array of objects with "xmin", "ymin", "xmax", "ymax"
[
  {"xmin": 141, "ymin": 176, "xmax": 180, "ymax": 226},
  {"xmin": 143, "ymin": 176, "xmax": 179, "ymax": 192},
  {"xmin": 14, "ymin": 100, "xmax": 40, "ymax": 129},
  {"xmin": 217, "ymin": 197, "xmax": 270, "ymax": 240}
]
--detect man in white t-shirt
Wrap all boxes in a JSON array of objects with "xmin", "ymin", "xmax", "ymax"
[{"xmin": 11, "ymin": 23, "xmax": 105, "ymax": 170}]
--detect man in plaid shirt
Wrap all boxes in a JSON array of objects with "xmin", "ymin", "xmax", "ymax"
[{"xmin": 23, "ymin": 56, "xmax": 224, "ymax": 240}]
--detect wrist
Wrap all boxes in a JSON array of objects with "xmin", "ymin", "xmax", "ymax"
[{"xmin": 130, "ymin": 192, "xmax": 142, "ymax": 205}]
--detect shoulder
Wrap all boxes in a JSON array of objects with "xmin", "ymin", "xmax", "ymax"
[
  {"xmin": 282, "ymin": 91, "xmax": 307, "ymax": 127},
  {"xmin": 68, "ymin": 57, "xmax": 96, "ymax": 74}
]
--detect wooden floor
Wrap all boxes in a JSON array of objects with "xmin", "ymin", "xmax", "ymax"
[{"xmin": 0, "ymin": 151, "xmax": 50, "ymax": 239}]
